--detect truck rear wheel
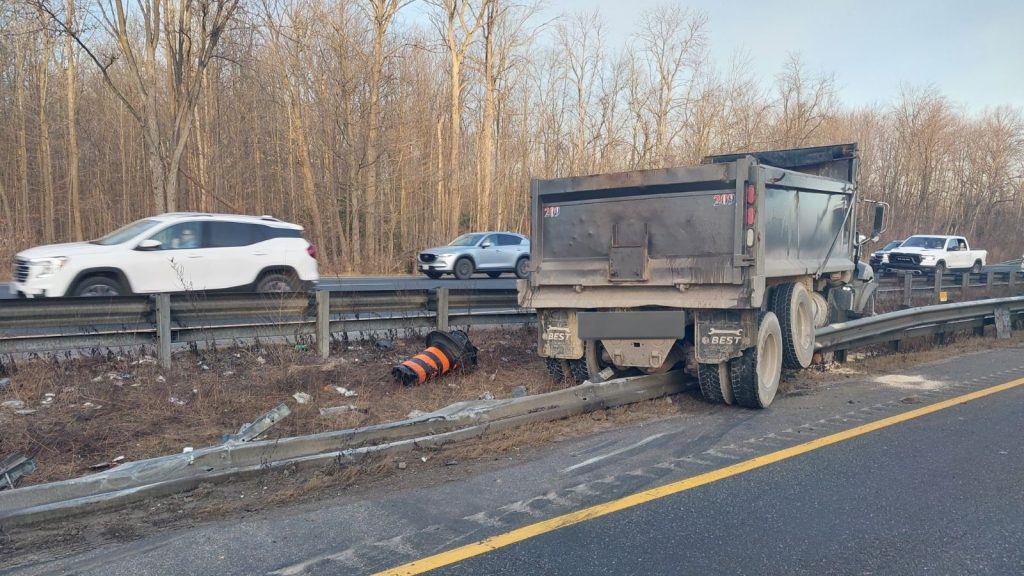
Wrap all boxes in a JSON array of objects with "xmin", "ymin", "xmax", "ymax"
[
  {"xmin": 729, "ymin": 312, "xmax": 783, "ymax": 409},
  {"xmin": 544, "ymin": 357, "xmax": 572, "ymax": 384},
  {"xmin": 697, "ymin": 362, "xmax": 733, "ymax": 405},
  {"xmin": 569, "ymin": 340, "xmax": 625, "ymax": 383},
  {"xmin": 771, "ymin": 282, "xmax": 815, "ymax": 369}
]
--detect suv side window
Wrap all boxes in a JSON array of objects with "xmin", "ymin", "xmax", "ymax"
[
  {"xmin": 481, "ymin": 234, "xmax": 499, "ymax": 247},
  {"xmin": 262, "ymin": 226, "xmax": 301, "ymax": 239},
  {"xmin": 498, "ymin": 234, "xmax": 523, "ymax": 246},
  {"xmin": 208, "ymin": 222, "xmax": 259, "ymax": 248},
  {"xmin": 149, "ymin": 222, "xmax": 204, "ymax": 250}
]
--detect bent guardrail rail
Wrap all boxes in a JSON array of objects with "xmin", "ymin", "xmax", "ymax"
[{"xmin": 0, "ymin": 371, "xmax": 688, "ymax": 528}]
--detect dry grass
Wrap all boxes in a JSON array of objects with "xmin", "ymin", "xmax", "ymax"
[{"xmin": 0, "ymin": 326, "xmax": 552, "ymax": 485}]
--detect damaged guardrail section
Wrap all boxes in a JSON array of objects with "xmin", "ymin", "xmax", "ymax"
[{"xmin": 0, "ymin": 370, "xmax": 687, "ymax": 528}]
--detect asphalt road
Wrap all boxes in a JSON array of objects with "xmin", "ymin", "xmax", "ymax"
[
  {"xmin": 445, "ymin": 382, "xmax": 1024, "ymax": 575},
  {"xmin": 7, "ymin": 346, "xmax": 1024, "ymax": 576}
]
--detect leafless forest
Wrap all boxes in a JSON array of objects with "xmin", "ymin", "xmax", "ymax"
[{"xmin": 2, "ymin": 0, "xmax": 1022, "ymax": 274}]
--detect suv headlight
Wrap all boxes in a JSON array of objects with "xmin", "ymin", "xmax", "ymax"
[{"xmin": 32, "ymin": 257, "xmax": 68, "ymax": 278}]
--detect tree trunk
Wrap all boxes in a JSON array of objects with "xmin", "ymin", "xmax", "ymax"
[
  {"xmin": 37, "ymin": 42, "xmax": 57, "ymax": 243},
  {"xmin": 65, "ymin": 0, "xmax": 83, "ymax": 239}
]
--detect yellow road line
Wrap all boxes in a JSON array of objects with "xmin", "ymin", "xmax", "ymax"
[{"xmin": 373, "ymin": 376, "xmax": 1024, "ymax": 576}]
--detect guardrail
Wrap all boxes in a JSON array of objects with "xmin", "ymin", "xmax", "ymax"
[
  {"xmin": 2, "ymin": 273, "xmax": 1021, "ymax": 369},
  {"xmin": 876, "ymin": 270, "xmax": 1023, "ymax": 308},
  {"xmin": 0, "ymin": 288, "xmax": 531, "ymax": 368},
  {"xmin": 817, "ymin": 294, "xmax": 1024, "ymax": 361}
]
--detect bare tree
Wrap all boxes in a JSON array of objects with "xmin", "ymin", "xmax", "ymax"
[
  {"xmin": 635, "ymin": 3, "xmax": 707, "ymax": 166},
  {"xmin": 429, "ymin": 0, "xmax": 489, "ymax": 237}
]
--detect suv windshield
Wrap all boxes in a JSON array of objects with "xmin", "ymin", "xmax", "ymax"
[
  {"xmin": 91, "ymin": 219, "xmax": 162, "ymax": 246},
  {"xmin": 448, "ymin": 233, "xmax": 484, "ymax": 247},
  {"xmin": 900, "ymin": 236, "xmax": 945, "ymax": 249}
]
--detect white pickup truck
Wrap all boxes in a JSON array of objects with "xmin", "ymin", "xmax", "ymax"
[{"xmin": 885, "ymin": 235, "xmax": 987, "ymax": 275}]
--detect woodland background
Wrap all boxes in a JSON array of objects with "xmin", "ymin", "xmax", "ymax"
[{"xmin": 2, "ymin": 0, "xmax": 1022, "ymax": 275}]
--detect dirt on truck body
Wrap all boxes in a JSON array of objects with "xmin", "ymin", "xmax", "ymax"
[{"xmin": 520, "ymin": 143, "xmax": 888, "ymax": 409}]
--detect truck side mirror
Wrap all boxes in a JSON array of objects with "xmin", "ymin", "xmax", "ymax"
[{"xmin": 872, "ymin": 205, "xmax": 884, "ymax": 239}]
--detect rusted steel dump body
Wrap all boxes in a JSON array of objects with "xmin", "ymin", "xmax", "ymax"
[{"xmin": 521, "ymin": 144, "xmax": 874, "ymax": 368}]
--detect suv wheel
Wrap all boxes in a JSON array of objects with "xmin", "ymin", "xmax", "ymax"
[
  {"xmin": 454, "ymin": 258, "xmax": 474, "ymax": 280},
  {"xmin": 257, "ymin": 272, "xmax": 299, "ymax": 293},
  {"xmin": 515, "ymin": 257, "xmax": 529, "ymax": 279},
  {"xmin": 73, "ymin": 276, "xmax": 126, "ymax": 297}
]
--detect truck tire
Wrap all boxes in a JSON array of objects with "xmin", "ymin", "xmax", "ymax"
[
  {"xmin": 697, "ymin": 362, "xmax": 734, "ymax": 405},
  {"xmin": 729, "ymin": 312, "xmax": 783, "ymax": 409},
  {"xmin": 770, "ymin": 282, "xmax": 815, "ymax": 369},
  {"xmin": 808, "ymin": 291, "xmax": 830, "ymax": 328},
  {"xmin": 569, "ymin": 340, "xmax": 620, "ymax": 383},
  {"xmin": 971, "ymin": 260, "xmax": 982, "ymax": 274},
  {"xmin": 544, "ymin": 357, "xmax": 571, "ymax": 384},
  {"xmin": 934, "ymin": 261, "xmax": 946, "ymax": 277}
]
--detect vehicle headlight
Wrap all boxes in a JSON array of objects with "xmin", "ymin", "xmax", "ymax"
[
  {"xmin": 921, "ymin": 255, "xmax": 936, "ymax": 262},
  {"xmin": 437, "ymin": 253, "xmax": 457, "ymax": 260},
  {"xmin": 32, "ymin": 256, "xmax": 68, "ymax": 278}
]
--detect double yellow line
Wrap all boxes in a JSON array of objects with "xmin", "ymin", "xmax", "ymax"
[{"xmin": 375, "ymin": 377, "xmax": 1024, "ymax": 575}]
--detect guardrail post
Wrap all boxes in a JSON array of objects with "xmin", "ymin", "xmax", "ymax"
[
  {"xmin": 436, "ymin": 287, "xmax": 449, "ymax": 331},
  {"xmin": 903, "ymin": 273, "xmax": 913, "ymax": 308},
  {"xmin": 156, "ymin": 293, "xmax": 171, "ymax": 369},
  {"xmin": 986, "ymin": 271, "xmax": 995, "ymax": 297},
  {"xmin": 960, "ymin": 272, "xmax": 969, "ymax": 301},
  {"xmin": 933, "ymin": 272, "xmax": 943, "ymax": 302},
  {"xmin": 1011, "ymin": 270, "xmax": 1018, "ymax": 294},
  {"xmin": 317, "ymin": 290, "xmax": 330, "ymax": 359}
]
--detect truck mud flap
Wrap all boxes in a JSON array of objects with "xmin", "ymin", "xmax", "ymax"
[
  {"xmin": 694, "ymin": 309, "xmax": 758, "ymax": 364},
  {"xmin": 538, "ymin": 309, "xmax": 584, "ymax": 359}
]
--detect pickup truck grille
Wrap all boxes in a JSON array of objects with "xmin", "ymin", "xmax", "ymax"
[
  {"xmin": 14, "ymin": 257, "xmax": 29, "ymax": 283},
  {"xmin": 889, "ymin": 253, "xmax": 921, "ymax": 266},
  {"xmin": 418, "ymin": 253, "xmax": 437, "ymax": 263}
]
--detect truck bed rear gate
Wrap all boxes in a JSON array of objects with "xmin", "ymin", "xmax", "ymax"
[{"xmin": 608, "ymin": 222, "xmax": 649, "ymax": 282}]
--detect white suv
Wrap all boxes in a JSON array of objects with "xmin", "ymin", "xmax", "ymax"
[{"xmin": 12, "ymin": 213, "xmax": 319, "ymax": 297}]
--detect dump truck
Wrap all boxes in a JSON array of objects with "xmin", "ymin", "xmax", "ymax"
[{"xmin": 518, "ymin": 143, "xmax": 887, "ymax": 408}]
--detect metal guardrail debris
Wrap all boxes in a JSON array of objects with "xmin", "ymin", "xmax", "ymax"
[{"xmin": 0, "ymin": 371, "xmax": 688, "ymax": 528}]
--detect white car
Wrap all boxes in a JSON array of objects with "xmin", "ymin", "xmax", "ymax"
[{"xmin": 12, "ymin": 213, "xmax": 319, "ymax": 297}]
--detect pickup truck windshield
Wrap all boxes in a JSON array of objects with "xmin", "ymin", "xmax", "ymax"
[
  {"xmin": 91, "ymin": 219, "xmax": 162, "ymax": 246},
  {"xmin": 882, "ymin": 240, "xmax": 903, "ymax": 250},
  {"xmin": 900, "ymin": 237, "xmax": 946, "ymax": 249}
]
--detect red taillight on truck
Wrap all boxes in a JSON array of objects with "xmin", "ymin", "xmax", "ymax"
[
  {"xmin": 744, "ymin": 182, "xmax": 756, "ymax": 247},
  {"xmin": 306, "ymin": 244, "xmax": 317, "ymax": 259}
]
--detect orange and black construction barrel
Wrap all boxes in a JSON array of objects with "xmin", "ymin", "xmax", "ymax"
[{"xmin": 393, "ymin": 330, "xmax": 478, "ymax": 386}]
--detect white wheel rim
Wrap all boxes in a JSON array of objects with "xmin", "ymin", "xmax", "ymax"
[{"xmin": 756, "ymin": 320, "xmax": 781, "ymax": 403}]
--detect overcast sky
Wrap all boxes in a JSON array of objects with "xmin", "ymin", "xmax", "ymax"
[{"xmin": 407, "ymin": 0, "xmax": 1023, "ymax": 114}]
